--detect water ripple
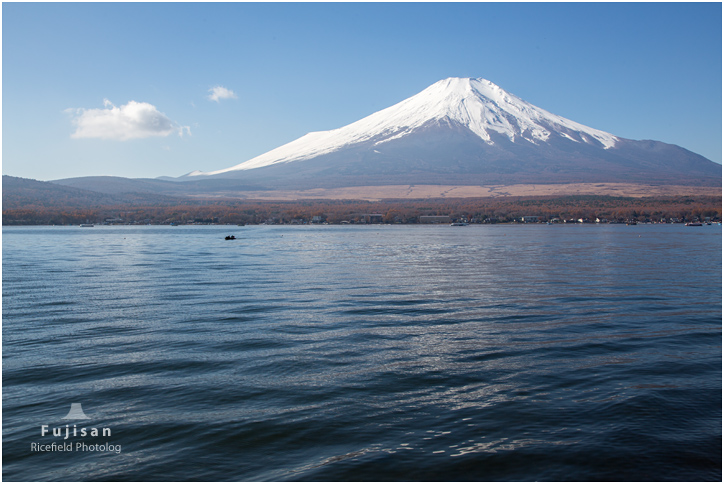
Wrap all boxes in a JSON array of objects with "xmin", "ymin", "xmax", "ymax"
[{"xmin": 3, "ymin": 224, "xmax": 721, "ymax": 481}]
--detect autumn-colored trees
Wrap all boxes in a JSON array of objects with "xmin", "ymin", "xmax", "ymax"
[{"xmin": 3, "ymin": 195, "xmax": 721, "ymax": 225}]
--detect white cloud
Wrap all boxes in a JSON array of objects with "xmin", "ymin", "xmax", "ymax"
[
  {"xmin": 208, "ymin": 85, "xmax": 237, "ymax": 102},
  {"xmin": 68, "ymin": 99, "xmax": 190, "ymax": 140}
]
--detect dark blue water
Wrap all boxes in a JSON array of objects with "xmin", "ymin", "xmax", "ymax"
[{"xmin": 3, "ymin": 224, "xmax": 721, "ymax": 481}]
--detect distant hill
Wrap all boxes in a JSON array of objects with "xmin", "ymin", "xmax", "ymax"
[
  {"xmin": 2, "ymin": 175, "xmax": 181, "ymax": 209},
  {"xmin": 51, "ymin": 175, "xmax": 268, "ymax": 198},
  {"xmin": 50, "ymin": 176, "xmax": 182, "ymax": 195}
]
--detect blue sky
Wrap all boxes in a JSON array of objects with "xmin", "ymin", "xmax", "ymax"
[{"xmin": 3, "ymin": 2, "xmax": 722, "ymax": 181}]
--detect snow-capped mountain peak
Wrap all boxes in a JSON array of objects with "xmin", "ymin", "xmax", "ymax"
[{"xmin": 192, "ymin": 77, "xmax": 619, "ymax": 176}]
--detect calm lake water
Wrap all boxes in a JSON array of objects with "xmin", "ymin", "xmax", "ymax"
[{"xmin": 2, "ymin": 224, "xmax": 721, "ymax": 481}]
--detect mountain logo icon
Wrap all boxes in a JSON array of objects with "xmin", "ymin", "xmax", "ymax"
[{"xmin": 62, "ymin": 403, "xmax": 90, "ymax": 420}]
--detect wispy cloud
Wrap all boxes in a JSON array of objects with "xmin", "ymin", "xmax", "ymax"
[
  {"xmin": 67, "ymin": 99, "xmax": 190, "ymax": 140},
  {"xmin": 208, "ymin": 86, "xmax": 237, "ymax": 102}
]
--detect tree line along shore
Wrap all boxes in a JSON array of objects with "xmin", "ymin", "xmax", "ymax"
[{"xmin": 3, "ymin": 195, "xmax": 721, "ymax": 226}]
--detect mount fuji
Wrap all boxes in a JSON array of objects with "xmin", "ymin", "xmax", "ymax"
[{"xmin": 182, "ymin": 77, "xmax": 720, "ymax": 190}]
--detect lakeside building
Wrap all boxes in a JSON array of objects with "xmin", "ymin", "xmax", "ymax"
[{"xmin": 419, "ymin": 215, "xmax": 452, "ymax": 224}]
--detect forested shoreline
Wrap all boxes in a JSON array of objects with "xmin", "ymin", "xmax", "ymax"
[{"xmin": 3, "ymin": 195, "xmax": 721, "ymax": 225}]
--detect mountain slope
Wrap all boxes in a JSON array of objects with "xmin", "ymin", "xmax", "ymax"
[
  {"xmin": 183, "ymin": 77, "xmax": 720, "ymax": 188},
  {"xmin": 193, "ymin": 77, "xmax": 619, "ymax": 175}
]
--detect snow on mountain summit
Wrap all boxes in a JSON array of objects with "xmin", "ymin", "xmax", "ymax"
[{"xmin": 193, "ymin": 77, "xmax": 619, "ymax": 176}]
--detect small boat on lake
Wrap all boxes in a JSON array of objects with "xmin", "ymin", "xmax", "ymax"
[
  {"xmin": 685, "ymin": 222, "xmax": 702, "ymax": 226},
  {"xmin": 450, "ymin": 222, "xmax": 469, "ymax": 226},
  {"xmin": 79, "ymin": 224, "xmax": 94, "ymax": 227}
]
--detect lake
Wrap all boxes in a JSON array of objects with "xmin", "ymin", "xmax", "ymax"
[{"xmin": 2, "ymin": 224, "xmax": 721, "ymax": 481}]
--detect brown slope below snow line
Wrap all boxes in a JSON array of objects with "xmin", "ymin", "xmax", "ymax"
[{"xmin": 189, "ymin": 183, "xmax": 723, "ymax": 201}]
